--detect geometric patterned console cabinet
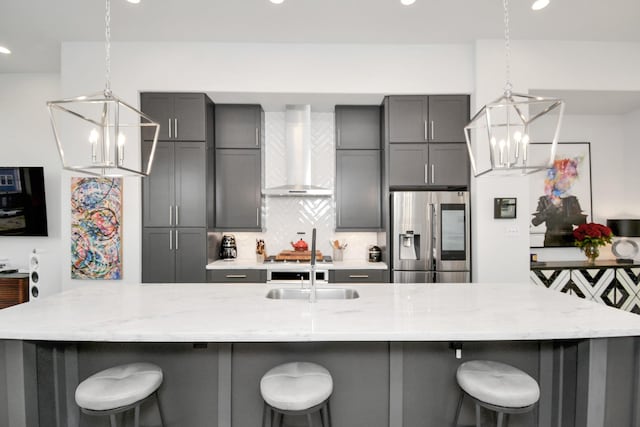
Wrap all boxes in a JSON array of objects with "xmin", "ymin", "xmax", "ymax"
[{"xmin": 530, "ymin": 261, "xmax": 640, "ymax": 314}]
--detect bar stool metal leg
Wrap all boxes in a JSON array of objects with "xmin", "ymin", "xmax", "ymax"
[
  {"xmin": 497, "ymin": 411, "xmax": 504, "ymax": 427},
  {"xmin": 109, "ymin": 413, "xmax": 117, "ymax": 427},
  {"xmin": 134, "ymin": 405, "xmax": 140, "ymax": 427},
  {"xmin": 307, "ymin": 412, "xmax": 314, "ymax": 427},
  {"xmin": 475, "ymin": 403, "xmax": 481, "ymax": 427},
  {"xmin": 155, "ymin": 391, "xmax": 165, "ymax": 427},
  {"xmin": 453, "ymin": 389, "xmax": 464, "ymax": 427}
]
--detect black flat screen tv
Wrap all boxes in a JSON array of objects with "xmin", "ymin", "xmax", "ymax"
[{"xmin": 0, "ymin": 167, "xmax": 48, "ymax": 236}]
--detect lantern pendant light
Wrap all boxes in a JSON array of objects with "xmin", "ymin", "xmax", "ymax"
[
  {"xmin": 47, "ymin": 0, "xmax": 160, "ymax": 177},
  {"xmin": 464, "ymin": 0, "xmax": 565, "ymax": 177}
]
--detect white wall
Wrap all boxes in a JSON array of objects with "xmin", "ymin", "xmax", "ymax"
[
  {"xmin": 58, "ymin": 42, "xmax": 474, "ymax": 289},
  {"xmin": 472, "ymin": 40, "xmax": 640, "ymax": 282},
  {"xmin": 4, "ymin": 40, "xmax": 640, "ymax": 290},
  {"xmin": 0, "ymin": 74, "xmax": 61, "ymax": 291},
  {"xmin": 623, "ymin": 108, "xmax": 640, "ymax": 210},
  {"xmin": 534, "ymin": 114, "xmax": 626, "ymax": 262}
]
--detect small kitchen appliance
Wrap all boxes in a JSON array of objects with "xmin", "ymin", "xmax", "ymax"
[
  {"xmin": 368, "ymin": 246, "xmax": 382, "ymax": 262},
  {"xmin": 220, "ymin": 234, "xmax": 237, "ymax": 260}
]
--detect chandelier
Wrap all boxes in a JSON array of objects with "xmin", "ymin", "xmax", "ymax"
[
  {"xmin": 47, "ymin": 0, "xmax": 159, "ymax": 177},
  {"xmin": 464, "ymin": 0, "xmax": 565, "ymax": 177}
]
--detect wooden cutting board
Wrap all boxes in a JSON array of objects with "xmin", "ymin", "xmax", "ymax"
[{"xmin": 275, "ymin": 250, "xmax": 323, "ymax": 261}]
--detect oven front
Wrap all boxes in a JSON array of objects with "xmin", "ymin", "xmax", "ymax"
[{"xmin": 266, "ymin": 269, "xmax": 329, "ymax": 285}]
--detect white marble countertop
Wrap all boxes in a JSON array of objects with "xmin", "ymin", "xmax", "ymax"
[
  {"xmin": 1, "ymin": 283, "xmax": 639, "ymax": 343},
  {"xmin": 206, "ymin": 259, "xmax": 388, "ymax": 270}
]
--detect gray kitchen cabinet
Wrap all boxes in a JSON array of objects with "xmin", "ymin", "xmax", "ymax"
[
  {"xmin": 388, "ymin": 96, "xmax": 429, "ymax": 143},
  {"xmin": 389, "ymin": 143, "xmax": 468, "ymax": 188},
  {"xmin": 142, "ymin": 228, "xmax": 174, "ymax": 283},
  {"xmin": 215, "ymin": 104, "xmax": 263, "ymax": 149},
  {"xmin": 330, "ymin": 269, "xmax": 385, "ymax": 283},
  {"xmin": 142, "ymin": 227, "xmax": 207, "ymax": 283},
  {"xmin": 428, "ymin": 143, "xmax": 469, "ymax": 187},
  {"xmin": 142, "ymin": 141, "xmax": 207, "ymax": 227},
  {"xmin": 208, "ymin": 269, "xmax": 266, "ymax": 283},
  {"xmin": 388, "ymin": 95, "xmax": 469, "ymax": 143},
  {"xmin": 427, "ymin": 95, "xmax": 469, "ymax": 143},
  {"xmin": 336, "ymin": 150, "xmax": 382, "ymax": 230},
  {"xmin": 141, "ymin": 93, "xmax": 208, "ymax": 141},
  {"xmin": 335, "ymin": 105, "xmax": 381, "ymax": 149},
  {"xmin": 141, "ymin": 92, "xmax": 213, "ymax": 284},
  {"xmin": 389, "ymin": 144, "xmax": 429, "ymax": 187},
  {"xmin": 174, "ymin": 228, "xmax": 208, "ymax": 283},
  {"xmin": 215, "ymin": 149, "xmax": 262, "ymax": 230}
]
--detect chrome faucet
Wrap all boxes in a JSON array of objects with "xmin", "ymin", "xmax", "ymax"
[{"xmin": 309, "ymin": 228, "xmax": 317, "ymax": 303}]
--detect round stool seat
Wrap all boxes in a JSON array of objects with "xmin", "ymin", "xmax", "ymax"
[
  {"xmin": 456, "ymin": 360, "xmax": 540, "ymax": 409},
  {"xmin": 75, "ymin": 362, "xmax": 163, "ymax": 411},
  {"xmin": 260, "ymin": 362, "xmax": 333, "ymax": 411}
]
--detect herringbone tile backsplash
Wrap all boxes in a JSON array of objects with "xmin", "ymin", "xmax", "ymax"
[{"xmin": 220, "ymin": 111, "xmax": 377, "ymax": 261}]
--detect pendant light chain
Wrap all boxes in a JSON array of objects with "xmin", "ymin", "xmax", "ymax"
[
  {"xmin": 104, "ymin": 0, "xmax": 112, "ymax": 95},
  {"xmin": 503, "ymin": 0, "xmax": 512, "ymax": 95}
]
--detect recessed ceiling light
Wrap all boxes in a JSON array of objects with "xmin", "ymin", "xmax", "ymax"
[
  {"xmin": 127, "ymin": 0, "xmax": 141, "ymax": 4},
  {"xmin": 270, "ymin": 0, "xmax": 285, "ymax": 4},
  {"xmin": 401, "ymin": 0, "xmax": 416, "ymax": 5},
  {"xmin": 0, "ymin": 46, "xmax": 11, "ymax": 55},
  {"xmin": 531, "ymin": 0, "xmax": 550, "ymax": 10}
]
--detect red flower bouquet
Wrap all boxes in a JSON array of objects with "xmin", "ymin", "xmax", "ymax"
[{"xmin": 573, "ymin": 222, "xmax": 613, "ymax": 263}]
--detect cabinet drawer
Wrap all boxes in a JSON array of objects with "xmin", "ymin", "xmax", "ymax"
[
  {"xmin": 208, "ymin": 269, "xmax": 266, "ymax": 283},
  {"xmin": 331, "ymin": 269, "xmax": 385, "ymax": 283}
]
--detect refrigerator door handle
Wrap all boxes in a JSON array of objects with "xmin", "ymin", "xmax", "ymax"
[{"xmin": 430, "ymin": 203, "xmax": 438, "ymax": 270}]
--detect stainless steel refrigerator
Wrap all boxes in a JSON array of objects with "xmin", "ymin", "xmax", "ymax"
[{"xmin": 391, "ymin": 191, "xmax": 471, "ymax": 283}]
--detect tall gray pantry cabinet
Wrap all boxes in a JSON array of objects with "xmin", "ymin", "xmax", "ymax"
[
  {"xmin": 335, "ymin": 105, "xmax": 382, "ymax": 230},
  {"xmin": 214, "ymin": 104, "xmax": 264, "ymax": 230},
  {"xmin": 141, "ymin": 93, "xmax": 214, "ymax": 283},
  {"xmin": 387, "ymin": 95, "xmax": 470, "ymax": 188}
]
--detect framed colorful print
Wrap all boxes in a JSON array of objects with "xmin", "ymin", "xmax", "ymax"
[
  {"xmin": 529, "ymin": 142, "xmax": 593, "ymax": 248},
  {"xmin": 70, "ymin": 177, "xmax": 123, "ymax": 279}
]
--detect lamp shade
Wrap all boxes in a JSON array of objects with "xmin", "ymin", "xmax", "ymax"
[{"xmin": 606, "ymin": 219, "xmax": 640, "ymax": 237}]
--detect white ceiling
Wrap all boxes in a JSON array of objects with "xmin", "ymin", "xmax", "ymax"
[
  {"xmin": 2, "ymin": 0, "xmax": 640, "ymax": 115},
  {"xmin": 1, "ymin": 0, "xmax": 640, "ymax": 74}
]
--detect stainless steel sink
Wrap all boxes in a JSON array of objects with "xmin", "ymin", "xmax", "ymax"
[{"xmin": 266, "ymin": 288, "xmax": 360, "ymax": 300}]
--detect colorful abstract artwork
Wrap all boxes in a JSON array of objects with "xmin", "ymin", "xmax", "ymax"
[
  {"xmin": 71, "ymin": 178, "xmax": 122, "ymax": 279},
  {"xmin": 529, "ymin": 142, "xmax": 593, "ymax": 248}
]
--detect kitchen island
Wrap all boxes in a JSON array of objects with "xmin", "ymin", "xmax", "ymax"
[{"xmin": 1, "ymin": 283, "xmax": 640, "ymax": 427}]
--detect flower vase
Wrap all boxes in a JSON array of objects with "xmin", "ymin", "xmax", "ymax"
[{"xmin": 582, "ymin": 244, "xmax": 600, "ymax": 264}]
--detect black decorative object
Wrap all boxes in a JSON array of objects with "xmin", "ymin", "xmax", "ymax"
[
  {"xmin": 607, "ymin": 219, "xmax": 640, "ymax": 263},
  {"xmin": 494, "ymin": 198, "xmax": 517, "ymax": 219}
]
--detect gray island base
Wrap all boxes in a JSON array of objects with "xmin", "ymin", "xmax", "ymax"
[{"xmin": 2, "ymin": 283, "xmax": 640, "ymax": 427}]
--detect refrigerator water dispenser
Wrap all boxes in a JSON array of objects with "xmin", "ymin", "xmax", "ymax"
[{"xmin": 399, "ymin": 232, "xmax": 420, "ymax": 260}]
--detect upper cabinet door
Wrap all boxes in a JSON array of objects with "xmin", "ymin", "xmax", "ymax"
[
  {"xmin": 335, "ymin": 106, "xmax": 381, "ymax": 150},
  {"xmin": 173, "ymin": 94, "xmax": 207, "ymax": 141},
  {"xmin": 428, "ymin": 143, "xmax": 469, "ymax": 187},
  {"xmin": 215, "ymin": 149, "xmax": 262, "ymax": 230},
  {"xmin": 215, "ymin": 104, "xmax": 262, "ymax": 149},
  {"xmin": 388, "ymin": 96, "xmax": 429, "ymax": 143},
  {"xmin": 388, "ymin": 144, "xmax": 429, "ymax": 188},
  {"xmin": 427, "ymin": 95, "xmax": 469, "ymax": 143},
  {"xmin": 141, "ymin": 93, "xmax": 173, "ymax": 140},
  {"xmin": 336, "ymin": 150, "xmax": 382, "ymax": 230},
  {"xmin": 141, "ymin": 93, "xmax": 207, "ymax": 141}
]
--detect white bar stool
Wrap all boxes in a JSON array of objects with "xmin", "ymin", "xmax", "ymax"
[
  {"xmin": 260, "ymin": 361, "xmax": 333, "ymax": 427},
  {"xmin": 454, "ymin": 360, "xmax": 540, "ymax": 427},
  {"xmin": 75, "ymin": 362, "xmax": 165, "ymax": 427}
]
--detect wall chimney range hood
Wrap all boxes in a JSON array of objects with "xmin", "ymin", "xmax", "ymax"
[{"xmin": 262, "ymin": 105, "xmax": 332, "ymax": 197}]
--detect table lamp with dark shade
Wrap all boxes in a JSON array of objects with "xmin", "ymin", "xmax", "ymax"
[{"xmin": 606, "ymin": 219, "xmax": 640, "ymax": 263}]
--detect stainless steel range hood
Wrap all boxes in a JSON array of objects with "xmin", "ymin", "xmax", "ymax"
[{"xmin": 262, "ymin": 105, "xmax": 332, "ymax": 197}]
